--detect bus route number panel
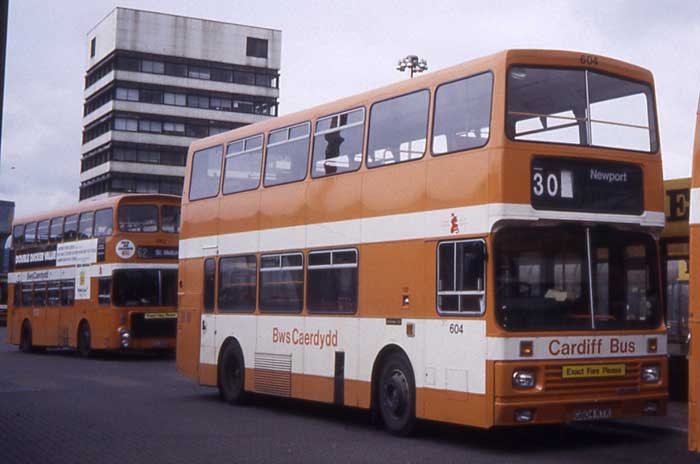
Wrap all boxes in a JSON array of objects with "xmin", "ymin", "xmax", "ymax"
[{"xmin": 530, "ymin": 157, "xmax": 643, "ymax": 215}]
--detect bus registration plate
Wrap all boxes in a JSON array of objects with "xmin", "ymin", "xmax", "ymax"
[
  {"xmin": 562, "ymin": 363, "xmax": 626, "ymax": 379},
  {"xmin": 572, "ymin": 407, "xmax": 612, "ymax": 422}
]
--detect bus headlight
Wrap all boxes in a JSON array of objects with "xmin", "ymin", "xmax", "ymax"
[
  {"xmin": 512, "ymin": 370, "xmax": 536, "ymax": 389},
  {"xmin": 641, "ymin": 365, "xmax": 660, "ymax": 383}
]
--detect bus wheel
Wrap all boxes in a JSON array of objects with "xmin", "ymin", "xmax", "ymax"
[
  {"xmin": 19, "ymin": 320, "xmax": 33, "ymax": 353},
  {"xmin": 77, "ymin": 322, "xmax": 92, "ymax": 358},
  {"xmin": 218, "ymin": 342, "xmax": 246, "ymax": 404},
  {"xmin": 378, "ymin": 353, "xmax": 416, "ymax": 436}
]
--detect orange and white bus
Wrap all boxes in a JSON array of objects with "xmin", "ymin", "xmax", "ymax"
[
  {"xmin": 6, "ymin": 194, "xmax": 180, "ymax": 356},
  {"xmin": 177, "ymin": 49, "xmax": 667, "ymax": 434}
]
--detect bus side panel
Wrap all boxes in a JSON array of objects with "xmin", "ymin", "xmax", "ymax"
[{"xmin": 177, "ymin": 258, "xmax": 202, "ymax": 381}]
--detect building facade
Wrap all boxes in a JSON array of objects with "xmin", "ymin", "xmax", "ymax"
[{"xmin": 80, "ymin": 8, "xmax": 281, "ymax": 200}]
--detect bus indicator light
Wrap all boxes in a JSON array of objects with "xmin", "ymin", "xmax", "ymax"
[
  {"xmin": 647, "ymin": 337, "xmax": 658, "ymax": 353},
  {"xmin": 520, "ymin": 340, "xmax": 533, "ymax": 357}
]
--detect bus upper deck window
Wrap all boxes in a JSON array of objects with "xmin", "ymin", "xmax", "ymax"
[{"xmin": 189, "ymin": 145, "xmax": 223, "ymax": 200}]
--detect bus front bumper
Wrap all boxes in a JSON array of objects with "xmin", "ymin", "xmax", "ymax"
[{"xmin": 494, "ymin": 393, "xmax": 667, "ymax": 426}]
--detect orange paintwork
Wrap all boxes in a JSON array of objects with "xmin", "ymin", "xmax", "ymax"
[
  {"xmin": 6, "ymin": 195, "xmax": 180, "ymax": 352},
  {"xmin": 688, "ymin": 96, "xmax": 700, "ymax": 451},
  {"xmin": 177, "ymin": 49, "xmax": 666, "ymax": 429}
]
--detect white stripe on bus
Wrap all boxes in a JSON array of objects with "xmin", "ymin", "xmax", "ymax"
[
  {"xmin": 9, "ymin": 263, "xmax": 179, "ymax": 284},
  {"xmin": 180, "ymin": 203, "xmax": 664, "ymax": 259},
  {"xmin": 201, "ymin": 313, "xmax": 666, "ymax": 395}
]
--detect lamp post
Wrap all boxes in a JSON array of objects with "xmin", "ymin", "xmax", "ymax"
[{"xmin": 396, "ymin": 55, "xmax": 428, "ymax": 78}]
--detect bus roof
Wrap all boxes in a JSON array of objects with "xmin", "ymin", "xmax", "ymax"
[
  {"xmin": 13, "ymin": 194, "xmax": 181, "ymax": 225},
  {"xmin": 187, "ymin": 48, "xmax": 655, "ymax": 155}
]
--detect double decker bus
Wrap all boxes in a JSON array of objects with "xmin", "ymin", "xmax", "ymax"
[
  {"xmin": 6, "ymin": 195, "xmax": 180, "ymax": 356},
  {"xmin": 177, "ymin": 49, "xmax": 667, "ymax": 433}
]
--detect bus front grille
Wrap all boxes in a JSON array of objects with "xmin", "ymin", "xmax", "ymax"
[
  {"xmin": 544, "ymin": 361, "xmax": 641, "ymax": 395},
  {"xmin": 130, "ymin": 313, "xmax": 177, "ymax": 339}
]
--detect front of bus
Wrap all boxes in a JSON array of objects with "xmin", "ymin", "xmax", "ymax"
[
  {"xmin": 105, "ymin": 195, "xmax": 180, "ymax": 351},
  {"xmin": 490, "ymin": 50, "xmax": 667, "ymax": 425}
]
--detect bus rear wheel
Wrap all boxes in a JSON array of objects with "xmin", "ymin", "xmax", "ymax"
[
  {"xmin": 19, "ymin": 321, "xmax": 33, "ymax": 353},
  {"xmin": 77, "ymin": 322, "xmax": 92, "ymax": 358},
  {"xmin": 378, "ymin": 353, "xmax": 416, "ymax": 436},
  {"xmin": 218, "ymin": 342, "xmax": 246, "ymax": 404}
]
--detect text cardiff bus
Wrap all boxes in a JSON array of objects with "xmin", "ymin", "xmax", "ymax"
[
  {"xmin": 176, "ymin": 49, "xmax": 667, "ymax": 435},
  {"xmin": 6, "ymin": 194, "xmax": 180, "ymax": 356}
]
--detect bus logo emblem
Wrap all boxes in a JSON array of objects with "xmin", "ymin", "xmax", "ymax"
[
  {"xmin": 450, "ymin": 213, "xmax": 459, "ymax": 234},
  {"xmin": 115, "ymin": 239, "xmax": 136, "ymax": 259}
]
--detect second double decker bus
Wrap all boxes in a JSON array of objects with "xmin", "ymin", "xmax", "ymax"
[
  {"xmin": 6, "ymin": 194, "xmax": 180, "ymax": 356},
  {"xmin": 177, "ymin": 49, "xmax": 667, "ymax": 434}
]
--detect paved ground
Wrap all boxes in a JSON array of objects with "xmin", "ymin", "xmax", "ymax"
[{"xmin": 0, "ymin": 326, "xmax": 697, "ymax": 463}]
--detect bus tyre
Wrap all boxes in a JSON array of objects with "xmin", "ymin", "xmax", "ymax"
[
  {"xmin": 19, "ymin": 321, "xmax": 33, "ymax": 353},
  {"xmin": 218, "ymin": 343, "xmax": 246, "ymax": 404},
  {"xmin": 77, "ymin": 322, "xmax": 92, "ymax": 358},
  {"xmin": 378, "ymin": 353, "xmax": 416, "ymax": 436}
]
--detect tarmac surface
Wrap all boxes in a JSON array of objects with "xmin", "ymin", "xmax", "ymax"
[{"xmin": 0, "ymin": 327, "xmax": 697, "ymax": 463}]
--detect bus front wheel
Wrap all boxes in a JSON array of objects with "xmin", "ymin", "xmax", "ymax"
[
  {"xmin": 378, "ymin": 352, "xmax": 416, "ymax": 436},
  {"xmin": 77, "ymin": 321, "xmax": 92, "ymax": 358},
  {"xmin": 218, "ymin": 342, "xmax": 246, "ymax": 404},
  {"xmin": 19, "ymin": 320, "xmax": 33, "ymax": 353}
]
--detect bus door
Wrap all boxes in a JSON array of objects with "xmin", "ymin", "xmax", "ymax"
[{"xmin": 199, "ymin": 258, "xmax": 217, "ymax": 378}]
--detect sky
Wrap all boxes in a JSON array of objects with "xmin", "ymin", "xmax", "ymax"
[{"xmin": 0, "ymin": 0, "xmax": 698, "ymax": 216}]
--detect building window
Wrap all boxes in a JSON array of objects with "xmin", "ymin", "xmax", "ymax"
[
  {"xmin": 165, "ymin": 62, "xmax": 187, "ymax": 77},
  {"xmin": 367, "ymin": 90, "xmax": 430, "ymax": 167},
  {"xmin": 189, "ymin": 145, "xmax": 223, "ymax": 201},
  {"xmin": 116, "ymin": 87, "xmax": 139, "ymax": 102},
  {"xmin": 163, "ymin": 122, "xmax": 185, "ymax": 135},
  {"xmin": 139, "ymin": 120, "xmax": 162, "ymax": 134},
  {"xmin": 218, "ymin": 255, "xmax": 256, "ymax": 312},
  {"xmin": 433, "ymin": 73, "xmax": 493, "ymax": 155},
  {"xmin": 98, "ymin": 278, "xmax": 111, "ymax": 305},
  {"xmin": 114, "ymin": 117, "xmax": 138, "ymax": 132},
  {"xmin": 264, "ymin": 122, "xmax": 310, "ymax": 187},
  {"xmin": 246, "ymin": 37, "xmax": 268, "ymax": 59},
  {"xmin": 204, "ymin": 258, "xmax": 215, "ymax": 312},
  {"xmin": 223, "ymin": 135, "xmax": 263, "ymax": 195},
  {"xmin": 307, "ymin": 249, "xmax": 358, "ymax": 313},
  {"xmin": 188, "ymin": 66, "xmax": 210, "ymax": 80},
  {"xmin": 311, "ymin": 108, "xmax": 365, "ymax": 178},
  {"xmin": 437, "ymin": 240, "xmax": 486, "ymax": 314},
  {"xmin": 259, "ymin": 253, "xmax": 303, "ymax": 313},
  {"xmin": 142, "ymin": 60, "xmax": 165, "ymax": 74},
  {"xmin": 211, "ymin": 68, "xmax": 233, "ymax": 82},
  {"xmin": 164, "ymin": 92, "xmax": 186, "ymax": 106},
  {"xmin": 90, "ymin": 38, "xmax": 96, "ymax": 58}
]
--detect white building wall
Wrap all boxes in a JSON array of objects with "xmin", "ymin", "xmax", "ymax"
[{"xmin": 86, "ymin": 8, "xmax": 281, "ymax": 71}]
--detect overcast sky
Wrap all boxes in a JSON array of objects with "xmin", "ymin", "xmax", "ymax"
[{"xmin": 0, "ymin": 0, "xmax": 698, "ymax": 216}]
